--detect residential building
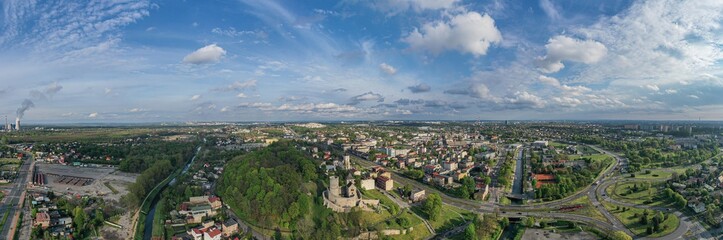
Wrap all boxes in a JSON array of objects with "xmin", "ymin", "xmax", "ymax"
[{"xmin": 376, "ymin": 176, "xmax": 393, "ymax": 191}]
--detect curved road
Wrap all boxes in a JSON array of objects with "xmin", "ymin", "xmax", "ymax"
[{"xmin": 350, "ymin": 143, "xmax": 706, "ymax": 240}]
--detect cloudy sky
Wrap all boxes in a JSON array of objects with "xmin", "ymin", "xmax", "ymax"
[{"xmin": 1, "ymin": 0, "xmax": 722, "ymax": 123}]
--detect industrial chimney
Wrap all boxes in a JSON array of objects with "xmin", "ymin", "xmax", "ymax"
[{"xmin": 15, "ymin": 118, "xmax": 20, "ymax": 131}]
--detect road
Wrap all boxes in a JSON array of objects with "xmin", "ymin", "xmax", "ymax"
[
  {"xmin": 0, "ymin": 147, "xmax": 33, "ymax": 239},
  {"xmin": 349, "ymin": 143, "xmax": 699, "ymax": 240},
  {"xmin": 349, "ymin": 154, "xmax": 627, "ymax": 237}
]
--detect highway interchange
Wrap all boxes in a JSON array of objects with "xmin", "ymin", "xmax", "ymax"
[{"xmin": 350, "ymin": 144, "xmax": 716, "ymax": 240}]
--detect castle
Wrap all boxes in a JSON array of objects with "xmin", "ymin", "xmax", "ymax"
[{"xmin": 323, "ymin": 175, "xmax": 379, "ymax": 212}]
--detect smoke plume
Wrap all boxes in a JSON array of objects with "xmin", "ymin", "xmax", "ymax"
[{"xmin": 16, "ymin": 99, "xmax": 35, "ymax": 119}]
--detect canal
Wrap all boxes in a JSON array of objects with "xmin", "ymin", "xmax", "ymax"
[
  {"xmin": 142, "ymin": 145, "xmax": 202, "ymax": 240},
  {"xmin": 510, "ymin": 148, "xmax": 524, "ymax": 204}
]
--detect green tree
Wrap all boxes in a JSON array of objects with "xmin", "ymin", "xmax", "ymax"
[
  {"xmin": 423, "ymin": 193, "xmax": 443, "ymax": 221},
  {"xmin": 73, "ymin": 206, "xmax": 87, "ymax": 232},
  {"xmin": 610, "ymin": 231, "xmax": 633, "ymax": 240},
  {"xmin": 464, "ymin": 223, "xmax": 477, "ymax": 240}
]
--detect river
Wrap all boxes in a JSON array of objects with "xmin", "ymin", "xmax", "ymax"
[{"xmin": 142, "ymin": 145, "xmax": 202, "ymax": 240}]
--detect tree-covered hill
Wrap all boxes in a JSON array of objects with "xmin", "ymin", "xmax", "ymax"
[{"xmin": 218, "ymin": 141, "xmax": 318, "ymax": 233}]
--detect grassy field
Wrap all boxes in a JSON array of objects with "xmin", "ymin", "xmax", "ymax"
[
  {"xmin": 0, "ymin": 158, "xmax": 20, "ymax": 164},
  {"xmin": 550, "ymin": 141, "xmax": 568, "ymax": 148},
  {"xmin": 632, "ymin": 168, "xmax": 687, "ymax": 181},
  {"xmin": 386, "ymin": 210, "xmax": 431, "ymax": 240},
  {"xmin": 569, "ymin": 154, "xmax": 611, "ymax": 161},
  {"xmin": 566, "ymin": 196, "xmax": 609, "ymax": 222},
  {"xmin": 605, "ymin": 182, "xmax": 677, "ymax": 207},
  {"xmin": 602, "ymin": 202, "xmax": 679, "ymax": 238},
  {"xmin": 411, "ymin": 204, "xmax": 473, "ymax": 232}
]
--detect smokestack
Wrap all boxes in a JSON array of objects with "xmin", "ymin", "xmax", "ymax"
[{"xmin": 15, "ymin": 118, "xmax": 19, "ymax": 131}]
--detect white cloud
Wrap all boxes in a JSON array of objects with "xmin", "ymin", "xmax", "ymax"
[
  {"xmin": 129, "ymin": 108, "xmax": 145, "ymax": 112},
  {"xmin": 237, "ymin": 93, "xmax": 248, "ymax": 98},
  {"xmin": 182, "ymin": 44, "xmax": 226, "ymax": 64},
  {"xmin": 538, "ymin": 75, "xmax": 560, "ymax": 87},
  {"xmin": 689, "ymin": 95, "xmax": 699, "ymax": 99},
  {"xmin": 379, "ymin": 63, "xmax": 397, "ymax": 75},
  {"xmin": 536, "ymin": 35, "xmax": 607, "ymax": 73},
  {"xmin": 190, "ymin": 95, "xmax": 202, "ymax": 101},
  {"xmin": 665, "ymin": 89, "xmax": 678, "ymax": 94},
  {"xmin": 220, "ymin": 106, "xmax": 230, "ymax": 112},
  {"xmin": 503, "ymin": 91, "xmax": 545, "ymax": 109},
  {"xmin": 403, "ymin": 11, "xmax": 502, "ymax": 57},
  {"xmin": 88, "ymin": 112, "xmax": 98, "ymax": 118},
  {"xmin": 572, "ymin": 0, "xmax": 723, "ymax": 86},
  {"xmin": 643, "ymin": 84, "xmax": 660, "ymax": 91}
]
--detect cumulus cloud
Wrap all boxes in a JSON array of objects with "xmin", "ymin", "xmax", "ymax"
[
  {"xmin": 502, "ymin": 91, "xmax": 546, "ymax": 109},
  {"xmin": 129, "ymin": 108, "xmax": 145, "ymax": 112},
  {"xmin": 571, "ymin": 0, "xmax": 723, "ymax": 87},
  {"xmin": 538, "ymin": 75, "xmax": 560, "ymax": 87},
  {"xmin": 379, "ymin": 63, "xmax": 397, "ymax": 75},
  {"xmin": 190, "ymin": 95, "xmax": 202, "ymax": 101},
  {"xmin": 88, "ymin": 112, "xmax": 98, "ymax": 118},
  {"xmin": 182, "ymin": 44, "xmax": 226, "ymax": 64},
  {"xmin": 535, "ymin": 35, "xmax": 607, "ymax": 73},
  {"xmin": 349, "ymin": 92, "xmax": 385, "ymax": 105},
  {"xmin": 403, "ymin": 11, "xmax": 502, "ymax": 57},
  {"xmin": 407, "ymin": 83, "xmax": 431, "ymax": 93},
  {"xmin": 236, "ymin": 93, "xmax": 248, "ymax": 98}
]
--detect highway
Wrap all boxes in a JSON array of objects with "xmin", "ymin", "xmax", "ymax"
[
  {"xmin": 348, "ymin": 143, "xmax": 701, "ymax": 240},
  {"xmin": 0, "ymin": 147, "xmax": 32, "ymax": 239}
]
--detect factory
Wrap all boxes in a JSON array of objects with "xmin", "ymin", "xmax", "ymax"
[{"xmin": 3, "ymin": 116, "xmax": 20, "ymax": 132}]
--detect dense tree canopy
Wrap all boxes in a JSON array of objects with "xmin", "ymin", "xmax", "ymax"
[{"xmin": 217, "ymin": 141, "xmax": 319, "ymax": 230}]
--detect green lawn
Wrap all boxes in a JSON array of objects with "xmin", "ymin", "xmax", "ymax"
[
  {"xmin": 602, "ymin": 202, "xmax": 679, "ymax": 238},
  {"xmin": 411, "ymin": 204, "xmax": 472, "ymax": 232},
  {"xmin": 632, "ymin": 168, "xmax": 687, "ymax": 181},
  {"xmin": 0, "ymin": 158, "xmax": 20, "ymax": 164},
  {"xmin": 569, "ymin": 154, "xmax": 611, "ymax": 162},
  {"xmin": 566, "ymin": 196, "xmax": 609, "ymax": 223},
  {"xmin": 362, "ymin": 189, "xmax": 398, "ymax": 211},
  {"xmin": 605, "ymin": 182, "xmax": 676, "ymax": 208},
  {"xmin": 550, "ymin": 142, "xmax": 568, "ymax": 148},
  {"xmin": 385, "ymin": 210, "xmax": 432, "ymax": 240}
]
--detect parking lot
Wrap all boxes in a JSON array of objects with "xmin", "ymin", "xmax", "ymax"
[{"xmin": 35, "ymin": 162, "xmax": 138, "ymax": 200}]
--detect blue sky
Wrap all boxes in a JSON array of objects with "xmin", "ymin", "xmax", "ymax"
[{"xmin": 1, "ymin": 0, "xmax": 722, "ymax": 123}]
